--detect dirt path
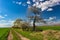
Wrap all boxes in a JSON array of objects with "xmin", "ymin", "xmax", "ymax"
[
  {"xmin": 13, "ymin": 30, "xmax": 30, "ymax": 40},
  {"xmin": 7, "ymin": 30, "xmax": 13, "ymax": 40}
]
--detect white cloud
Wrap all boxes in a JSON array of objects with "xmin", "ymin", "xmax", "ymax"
[
  {"xmin": 14, "ymin": 0, "xmax": 60, "ymax": 10},
  {"xmin": 8, "ymin": 20, "xmax": 14, "ymax": 24},
  {"xmin": 13, "ymin": 1, "xmax": 22, "ymax": 5},
  {"xmin": 33, "ymin": 0, "xmax": 36, "ymax": 2},
  {"xmin": 39, "ymin": 0, "xmax": 44, "ymax": 1},
  {"xmin": 5, "ymin": 14, "xmax": 8, "ymax": 16},
  {"xmin": 0, "ymin": 23, "xmax": 11, "ymax": 27},
  {"xmin": 44, "ymin": 17, "xmax": 56, "ymax": 21},
  {"xmin": 0, "ymin": 20, "xmax": 14, "ymax": 28},
  {"xmin": 18, "ymin": 2, "xmax": 22, "ymax": 5},
  {"xmin": 33, "ymin": 3, "xmax": 36, "ymax": 6},
  {"xmin": 0, "ymin": 20, "xmax": 6, "ymax": 23},
  {"xmin": 27, "ymin": 0, "xmax": 31, "ymax": 4},
  {"xmin": 48, "ymin": 17, "xmax": 56, "ymax": 21},
  {"xmin": 33, "ymin": 0, "xmax": 44, "ymax": 2},
  {"xmin": 47, "ymin": 20, "xmax": 60, "ymax": 25},
  {"xmin": 55, "ymin": 20, "xmax": 60, "ymax": 24},
  {"xmin": 32, "ymin": 0, "xmax": 60, "ymax": 11},
  {"xmin": 0, "ymin": 15, "xmax": 5, "ymax": 18},
  {"xmin": 47, "ymin": 8, "xmax": 53, "ymax": 11},
  {"xmin": 0, "ymin": 14, "xmax": 8, "ymax": 19},
  {"xmin": 22, "ymin": 3, "xmax": 27, "ymax": 6},
  {"xmin": 35, "ymin": 2, "xmax": 39, "ymax": 5},
  {"xmin": 30, "ymin": 16, "xmax": 57, "ymax": 26},
  {"xmin": 16, "ymin": 2, "xmax": 22, "ymax": 5},
  {"xmin": 43, "ymin": 16, "xmax": 58, "ymax": 25}
]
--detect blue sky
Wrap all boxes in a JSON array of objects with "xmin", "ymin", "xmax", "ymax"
[{"xmin": 0, "ymin": 0, "xmax": 60, "ymax": 27}]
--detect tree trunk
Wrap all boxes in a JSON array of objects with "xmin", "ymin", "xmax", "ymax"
[{"xmin": 33, "ymin": 17, "xmax": 36, "ymax": 31}]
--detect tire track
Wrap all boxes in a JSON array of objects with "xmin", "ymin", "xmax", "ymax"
[
  {"xmin": 13, "ymin": 30, "xmax": 30, "ymax": 40},
  {"xmin": 7, "ymin": 30, "xmax": 13, "ymax": 40}
]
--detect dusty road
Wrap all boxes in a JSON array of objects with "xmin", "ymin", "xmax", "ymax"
[
  {"xmin": 7, "ymin": 30, "xmax": 13, "ymax": 40},
  {"xmin": 7, "ymin": 29, "xmax": 30, "ymax": 40},
  {"xmin": 13, "ymin": 30, "xmax": 30, "ymax": 40}
]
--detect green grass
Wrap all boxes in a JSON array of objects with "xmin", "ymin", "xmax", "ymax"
[
  {"xmin": 36, "ymin": 26, "xmax": 60, "ymax": 30},
  {"xmin": 12, "ymin": 29, "xmax": 21, "ymax": 40},
  {"xmin": 14, "ymin": 26, "xmax": 60, "ymax": 40},
  {"xmin": 14, "ymin": 29, "xmax": 43, "ymax": 40},
  {"xmin": 0, "ymin": 26, "xmax": 60, "ymax": 40},
  {"xmin": 0, "ymin": 28, "xmax": 10, "ymax": 40}
]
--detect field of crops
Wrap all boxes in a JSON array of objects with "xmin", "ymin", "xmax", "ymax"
[{"xmin": 0, "ymin": 28, "xmax": 10, "ymax": 40}]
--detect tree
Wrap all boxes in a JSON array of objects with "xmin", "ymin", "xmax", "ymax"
[
  {"xmin": 27, "ymin": 6, "xmax": 46, "ymax": 31},
  {"xmin": 21, "ymin": 21, "xmax": 30, "ymax": 31},
  {"xmin": 13, "ymin": 19, "xmax": 22, "ymax": 28}
]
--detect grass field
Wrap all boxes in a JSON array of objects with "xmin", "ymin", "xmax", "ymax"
[
  {"xmin": 36, "ymin": 26, "xmax": 60, "ymax": 30},
  {"xmin": 14, "ymin": 26, "xmax": 60, "ymax": 40},
  {"xmin": 0, "ymin": 26, "xmax": 60, "ymax": 40},
  {"xmin": 0, "ymin": 28, "xmax": 10, "ymax": 40}
]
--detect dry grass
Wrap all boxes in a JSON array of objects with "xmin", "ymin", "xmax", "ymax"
[
  {"xmin": 30, "ymin": 30, "xmax": 60, "ymax": 40},
  {"xmin": 41, "ymin": 30, "xmax": 60, "ymax": 40}
]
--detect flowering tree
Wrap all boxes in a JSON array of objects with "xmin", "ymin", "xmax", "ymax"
[{"xmin": 13, "ymin": 19, "xmax": 22, "ymax": 28}]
